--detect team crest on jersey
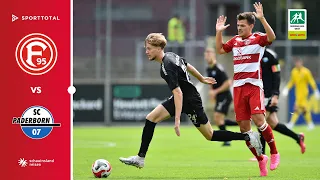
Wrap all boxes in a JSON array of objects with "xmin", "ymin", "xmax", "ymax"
[
  {"xmin": 243, "ymin": 39, "xmax": 251, "ymax": 45},
  {"xmin": 235, "ymin": 37, "xmax": 242, "ymax": 41},
  {"xmin": 211, "ymin": 71, "xmax": 216, "ymax": 76}
]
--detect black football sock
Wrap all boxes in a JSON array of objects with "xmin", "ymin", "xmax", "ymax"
[
  {"xmin": 138, "ymin": 119, "xmax": 156, "ymax": 157},
  {"xmin": 218, "ymin": 124, "xmax": 226, "ymax": 130},
  {"xmin": 274, "ymin": 123, "xmax": 300, "ymax": 143},
  {"xmin": 224, "ymin": 119, "xmax": 239, "ymax": 126},
  {"xmin": 211, "ymin": 130, "xmax": 250, "ymax": 141},
  {"xmin": 218, "ymin": 125, "xmax": 228, "ymax": 143},
  {"xmin": 258, "ymin": 128, "xmax": 266, "ymax": 155}
]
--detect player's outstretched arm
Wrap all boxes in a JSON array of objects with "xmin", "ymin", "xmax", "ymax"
[
  {"xmin": 215, "ymin": 15, "xmax": 230, "ymax": 54},
  {"xmin": 253, "ymin": 2, "xmax": 276, "ymax": 42},
  {"xmin": 172, "ymin": 87, "xmax": 183, "ymax": 136},
  {"xmin": 187, "ymin": 64, "xmax": 216, "ymax": 84}
]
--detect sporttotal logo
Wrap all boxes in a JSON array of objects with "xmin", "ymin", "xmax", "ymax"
[
  {"xmin": 15, "ymin": 33, "xmax": 58, "ymax": 75},
  {"xmin": 12, "ymin": 14, "xmax": 18, "ymax": 22},
  {"xmin": 288, "ymin": 9, "xmax": 307, "ymax": 40},
  {"xmin": 11, "ymin": 14, "xmax": 60, "ymax": 22}
]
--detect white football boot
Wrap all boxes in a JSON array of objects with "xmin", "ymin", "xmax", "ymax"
[{"xmin": 119, "ymin": 155, "xmax": 145, "ymax": 168}]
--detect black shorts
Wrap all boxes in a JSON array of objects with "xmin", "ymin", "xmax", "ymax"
[
  {"xmin": 215, "ymin": 94, "xmax": 232, "ymax": 115},
  {"xmin": 162, "ymin": 95, "xmax": 208, "ymax": 127},
  {"xmin": 264, "ymin": 97, "xmax": 278, "ymax": 113}
]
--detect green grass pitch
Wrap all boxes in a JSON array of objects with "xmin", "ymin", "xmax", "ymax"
[{"xmin": 73, "ymin": 125, "xmax": 320, "ymax": 180}]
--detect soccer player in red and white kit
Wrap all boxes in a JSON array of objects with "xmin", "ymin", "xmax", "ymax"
[{"xmin": 215, "ymin": 2, "xmax": 280, "ymax": 176}]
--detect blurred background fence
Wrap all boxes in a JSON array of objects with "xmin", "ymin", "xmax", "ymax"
[{"xmin": 73, "ymin": 0, "xmax": 320, "ymax": 126}]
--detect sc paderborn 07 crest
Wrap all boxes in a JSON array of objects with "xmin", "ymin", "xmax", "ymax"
[
  {"xmin": 15, "ymin": 33, "xmax": 58, "ymax": 75},
  {"xmin": 12, "ymin": 106, "xmax": 61, "ymax": 139}
]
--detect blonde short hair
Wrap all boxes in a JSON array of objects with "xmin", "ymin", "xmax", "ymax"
[{"xmin": 145, "ymin": 33, "xmax": 167, "ymax": 49}]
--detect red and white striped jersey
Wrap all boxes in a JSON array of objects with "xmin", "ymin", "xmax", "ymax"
[{"xmin": 222, "ymin": 32, "xmax": 272, "ymax": 89}]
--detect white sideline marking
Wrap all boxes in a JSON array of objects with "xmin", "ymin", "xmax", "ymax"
[{"xmin": 74, "ymin": 141, "xmax": 116, "ymax": 148}]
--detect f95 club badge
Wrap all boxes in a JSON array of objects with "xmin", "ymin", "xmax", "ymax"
[{"xmin": 15, "ymin": 33, "xmax": 58, "ymax": 75}]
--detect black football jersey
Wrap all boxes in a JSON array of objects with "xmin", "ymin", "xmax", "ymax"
[
  {"xmin": 206, "ymin": 63, "xmax": 231, "ymax": 97},
  {"xmin": 160, "ymin": 52, "xmax": 201, "ymax": 101},
  {"xmin": 261, "ymin": 48, "xmax": 280, "ymax": 97}
]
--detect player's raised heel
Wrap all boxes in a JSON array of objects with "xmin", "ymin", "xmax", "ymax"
[
  {"xmin": 270, "ymin": 153, "xmax": 280, "ymax": 170},
  {"xmin": 119, "ymin": 155, "xmax": 145, "ymax": 169},
  {"xmin": 299, "ymin": 133, "xmax": 306, "ymax": 154},
  {"xmin": 259, "ymin": 155, "xmax": 268, "ymax": 176}
]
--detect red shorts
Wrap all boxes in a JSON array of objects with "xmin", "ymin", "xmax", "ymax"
[{"xmin": 233, "ymin": 83, "xmax": 265, "ymax": 121}]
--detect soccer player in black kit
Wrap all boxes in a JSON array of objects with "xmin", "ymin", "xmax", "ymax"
[
  {"xmin": 204, "ymin": 48, "xmax": 238, "ymax": 146},
  {"xmin": 119, "ymin": 33, "xmax": 263, "ymax": 168},
  {"xmin": 249, "ymin": 48, "xmax": 306, "ymax": 160}
]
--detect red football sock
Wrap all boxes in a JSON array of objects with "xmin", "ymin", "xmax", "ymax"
[
  {"xmin": 259, "ymin": 122, "xmax": 278, "ymax": 154},
  {"xmin": 246, "ymin": 141, "xmax": 264, "ymax": 161}
]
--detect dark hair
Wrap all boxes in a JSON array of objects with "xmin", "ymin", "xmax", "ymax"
[{"xmin": 237, "ymin": 12, "xmax": 255, "ymax": 25}]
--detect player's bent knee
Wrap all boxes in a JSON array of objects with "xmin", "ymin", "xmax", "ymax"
[
  {"xmin": 251, "ymin": 114, "xmax": 265, "ymax": 127},
  {"xmin": 146, "ymin": 105, "xmax": 170, "ymax": 123},
  {"xmin": 266, "ymin": 113, "xmax": 278, "ymax": 129},
  {"xmin": 196, "ymin": 121, "xmax": 213, "ymax": 140},
  {"xmin": 203, "ymin": 128, "xmax": 213, "ymax": 141},
  {"xmin": 145, "ymin": 111, "xmax": 163, "ymax": 123},
  {"xmin": 237, "ymin": 121, "xmax": 252, "ymax": 133},
  {"xmin": 267, "ymin": 120, "xmax": 277, "ymax": 129},
  {"xmin": 146, "ymin": 113, "xmax": 168, "ymax": 123},
  {"xmin": 201, "ymin": 128, "xmax": 212, "ymax": 141},
  {"xmin": 239, "ymin": 127, "xmax": 249, "ymax": 133},
  {"xmin": 146, "ymin": 113, "xmax": 156, "ymax": 122}
]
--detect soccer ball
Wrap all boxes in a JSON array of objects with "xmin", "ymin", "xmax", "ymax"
[{"xmin": 91, "ymin": 159, "xmax": 112, "ymax": 178}]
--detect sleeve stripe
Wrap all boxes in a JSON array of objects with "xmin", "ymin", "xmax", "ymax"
[{"xmin": 272, "ymin": 64, "xmax": 281, "ymax": 72}]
